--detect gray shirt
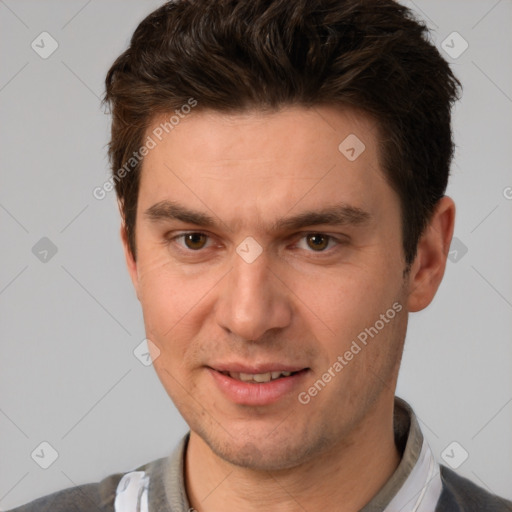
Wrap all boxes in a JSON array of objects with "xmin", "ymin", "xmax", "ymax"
[{"xmin": 7, "ymin": 397, "xmax": 512, "ymax": 511}]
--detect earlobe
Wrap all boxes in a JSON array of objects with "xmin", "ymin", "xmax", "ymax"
[
  {"xmin": 120, "ymin": 225, "xmax": 140, "ymax": 300},
  {"xmin": 406, "ymin": 196, "xmax": 456, "ymax": 312}
]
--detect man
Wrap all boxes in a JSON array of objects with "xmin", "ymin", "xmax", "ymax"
[{"xmin": 9, "ymin": 0, "xmax": 512, "ymax": 511}]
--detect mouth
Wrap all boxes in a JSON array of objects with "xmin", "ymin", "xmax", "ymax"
[
  {"xmin": 218, "ymin": 370, "xmax": 304, "ymax": 383},
  {"xmin": 207, "ymin": 366, "xmax": 310, "ymax": 406}
]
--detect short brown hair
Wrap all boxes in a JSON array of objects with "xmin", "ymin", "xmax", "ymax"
[{"xmin": 104, "ymin": 0, "xmax": 461, "ymax": 267}]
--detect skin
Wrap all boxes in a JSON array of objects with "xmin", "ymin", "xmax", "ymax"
[{"xmin": 122, "ymin": 105, "xmax": 455, "ymax": 511}]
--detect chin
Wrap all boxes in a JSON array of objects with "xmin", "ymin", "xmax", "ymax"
[
  {"xmin": 211, "ymin": 439, "xmax": 306, "ymax": 471},
  {"xmin": 196, "ymin": 422, "xmax": 330, "ymax": 472}
]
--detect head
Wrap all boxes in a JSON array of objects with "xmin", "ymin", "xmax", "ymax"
[{"xmin": 104, "ymin": 0, "xmax": 460, "ymax": 470}]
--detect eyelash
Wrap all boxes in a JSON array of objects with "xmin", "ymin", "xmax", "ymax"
[{"xmin": 166, "ymin": 231, "xmax": 346, "ymax": 256}]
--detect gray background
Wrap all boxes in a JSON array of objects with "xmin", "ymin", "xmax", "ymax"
[{"xmin": 1, "ymin": 0, "xmax": 511, "ymax": 508}]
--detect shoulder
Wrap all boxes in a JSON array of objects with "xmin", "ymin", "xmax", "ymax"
[
  {"xmin": 5, "ymin": 476, "xmax": 119, "ymax": 512},
  {"xmin": 437, "ymin": 465, "xmax": 512, "ymax": 512},
  {"xmin": 5, "ymin": 458, "xmax": 164, "ymax": 512}
]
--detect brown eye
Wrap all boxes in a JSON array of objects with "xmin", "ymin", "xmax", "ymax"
[
  {"xmin": 306, "ymin": 234, "xmax": 329, "ymax": 251},
  {"xmin": 183, "ymin": 233, "xmax": 208, "ymax": 250}
]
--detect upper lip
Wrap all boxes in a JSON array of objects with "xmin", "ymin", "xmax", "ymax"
[{"xmin": 208, "ymin": 363, "xmax": 308, "ymax": 373}]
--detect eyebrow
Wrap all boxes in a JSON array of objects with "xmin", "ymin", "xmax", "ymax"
[{"xmin": 144, "ymin": 200, "xmax": 372, "ymax": 232}]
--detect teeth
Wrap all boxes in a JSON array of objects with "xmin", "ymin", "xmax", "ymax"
[
  {"xmin": 228, "ymin": 371, "xmax": 294, "ymax": 382},
  {"xmin": 252, "ymin": 372, "xmax": 271, "ymax": 383}
]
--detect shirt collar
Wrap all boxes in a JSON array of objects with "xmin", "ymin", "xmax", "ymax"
[{"xmin": 360, "ymin": 396, "xmax": 442, "ymax": 511}]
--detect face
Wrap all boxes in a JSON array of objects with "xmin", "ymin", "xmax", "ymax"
[{"xmin": 124, "ymin": 105, "xmax": 411, "ymax": 471}]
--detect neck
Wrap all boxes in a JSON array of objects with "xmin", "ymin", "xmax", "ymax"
[{"xmin": 185, "ymin": 397, "xmax": 401, "ymax": 512}]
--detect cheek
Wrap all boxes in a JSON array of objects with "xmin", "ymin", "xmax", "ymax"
[
  {"xmin": 290, "ymin": 262, "xmax": 405, "ymax": 382},
  {"xmin": 137, "ymin": 259, "xmax": 177, "ymax": 332},
  {"xmin": 293, "ymin": 267, "xmax": 388, "ymax": 330},
  {"xmin": 134, "ymin": 251, "xmax": 188, "ymax": 351},
  {"xmin": 134, "ymin": 248, "xmax": 221, "ymax": 356}
]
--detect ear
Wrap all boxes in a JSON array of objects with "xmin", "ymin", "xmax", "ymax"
[
  {"xmin": 406, "ymin": 196, "xmax": 456, "ymax": 312},
  {"xmin": 121, "ymin": 224, "xmax": 140, "ymax": 301}
]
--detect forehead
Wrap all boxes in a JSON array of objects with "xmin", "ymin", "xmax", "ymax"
[
  {"xmin": 145, "ymin": 105, "xmax": 380, "ymax": 167},
  {"xmin": 138, "ymin": 105, "xmax": 395, "ymax": 231}
]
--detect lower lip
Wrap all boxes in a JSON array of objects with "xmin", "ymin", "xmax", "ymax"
[{"xmin": 208, "ymin": 368, "xmax": 309, "ymax": 406}]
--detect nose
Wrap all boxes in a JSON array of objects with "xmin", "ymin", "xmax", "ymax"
[{"xmin": 215, "ymin": 248, "xmax": 292, "ymax": 341}]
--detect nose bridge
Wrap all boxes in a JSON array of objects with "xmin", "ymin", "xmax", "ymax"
[{"xmin": 215, "ymin": 248, "xmax": 291, "ymax": 340}]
